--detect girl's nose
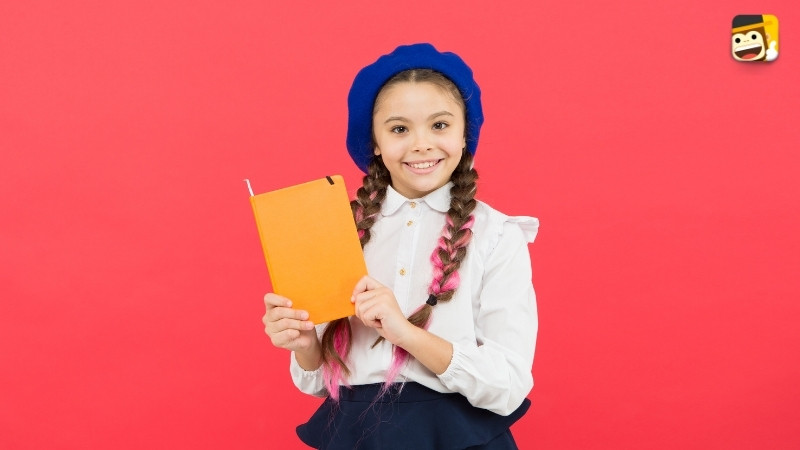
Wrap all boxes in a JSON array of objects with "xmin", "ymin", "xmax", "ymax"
[{"xmin": 412, "ymin": 131, "xmax": 433, "ymax": 152}]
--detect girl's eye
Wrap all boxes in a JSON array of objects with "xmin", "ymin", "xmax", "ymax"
[
  {"xmin": 391, "ymin": 126, "xmax": 407, "ymax": 134},
  {"xmin": 433, "ymin": 122, "xmax": 448, "ymax": 130}
]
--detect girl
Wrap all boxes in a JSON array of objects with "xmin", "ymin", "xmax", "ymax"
[{"xmin": 263, "ymin": 43, "xmax": 539, "ymax": 449}]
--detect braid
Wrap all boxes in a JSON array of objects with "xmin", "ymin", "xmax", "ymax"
[
  {"xmin": 320, "ymin": 157, "xmax": 390, "ymax": 400},
  {"xmin": 352, "ymin": 158, "xmax": 391, "ymax": 245},
  {"xmin": 380, "ymin": 152, "xmax": 479, "ymax": 391},
  {"xmin": 427, "ymin": 153, "xmax": 478, "ymax": 304}
]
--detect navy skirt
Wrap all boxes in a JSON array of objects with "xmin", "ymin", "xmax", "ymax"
[{"xmin": 296, "ymin": 383, "xmax": 530, "ymax": 450}]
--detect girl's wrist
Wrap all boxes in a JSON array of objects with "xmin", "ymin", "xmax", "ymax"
[
  {"xmin": 404, "ymin": 326, "xmax": 453, "ymax": 375},
  {"xmin": 391, "ymin": 317, "xmax": 421, "ymax": 349},
  {"xmin": 294, "ymin": 334, "xmax": 323, "ymax": 371}
]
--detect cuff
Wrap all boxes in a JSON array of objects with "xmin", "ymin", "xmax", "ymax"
[
  {"xmin": 437, "ymin": 341, "xmax": 466, "ymax": 384},
  {"xmin": 289, "ymin": 351, "xmax": 326, "ymax": 397},
  {"xmin": 290, "ymin": 351, "xmax": 323, "ymax": 377}
]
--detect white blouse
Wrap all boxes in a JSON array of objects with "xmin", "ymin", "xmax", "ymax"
[{"xmin": 290, "ymin": 182, "xmax": 539, "ymax": 416}]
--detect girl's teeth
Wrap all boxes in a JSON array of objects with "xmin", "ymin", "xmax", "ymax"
[{"xmin": 410, "ymin": 161, "xmax": 436, "ymax": 169}]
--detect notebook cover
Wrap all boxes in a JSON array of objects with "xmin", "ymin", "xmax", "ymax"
[{"xmin": 249, "ymin": 175, "xmax": 364, "ymax": 324}]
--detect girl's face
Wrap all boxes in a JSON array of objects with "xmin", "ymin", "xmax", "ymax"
[{"xmin": 372, "ymin": 81, "xmax": 466, "ymax": 199}]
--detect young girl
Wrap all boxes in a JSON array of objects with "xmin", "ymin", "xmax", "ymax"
[{"xmin": 263, "ymin": 43, "xmax": 539, "ymax": 449}]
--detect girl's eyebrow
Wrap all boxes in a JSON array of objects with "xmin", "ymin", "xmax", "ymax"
[
  {"xmin": 383, "ymin": 111, "xmax": 454, "ymax": 124},
  {"xmin": 383, "ymin": 116, "xmax": 409, "ymax": 124},
  {"xmin": 428, "ymin": 111, "xmax": 454, "ymax": 120}
]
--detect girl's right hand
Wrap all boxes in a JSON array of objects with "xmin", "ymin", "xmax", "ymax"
[{"xmin": 262, "ymin": 293, "xmax": 318, "ymax": 353}]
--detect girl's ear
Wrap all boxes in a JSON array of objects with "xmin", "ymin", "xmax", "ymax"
[{"xmin": 374, "ymin": 147, "xmax": 381, "ymax": 156}]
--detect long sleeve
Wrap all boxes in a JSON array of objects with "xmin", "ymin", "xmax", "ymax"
[
  {"xmin": 289, "ymin": 330, "xmax": 327, "ymax": 397},
  {"xmin": 437, "ymin": 220, "xmax": 538, "ymax": 415}
]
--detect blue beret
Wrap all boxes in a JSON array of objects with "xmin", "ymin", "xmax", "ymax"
[{"xmin": 346, "ymin": 43, "xmax": 484, "ymax": 173}]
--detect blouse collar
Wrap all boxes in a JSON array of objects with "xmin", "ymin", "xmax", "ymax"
[{"xmin": 381, "ymin": 182, "xmax": 453, "ymax": 216}]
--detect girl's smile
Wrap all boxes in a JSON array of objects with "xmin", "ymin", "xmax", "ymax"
[{"xmin": 404, "ymin": 158, "xmax": 443, "ymax": 173}]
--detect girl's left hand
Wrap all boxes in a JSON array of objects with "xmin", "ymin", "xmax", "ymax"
[{"xmin": 351, "ymin": 275, "xmax": 413, "ymax": 346}]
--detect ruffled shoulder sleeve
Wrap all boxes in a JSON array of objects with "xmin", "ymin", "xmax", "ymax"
[
  {"xmin": 505, "ymin": 216, "xmax": 540, "ymax": 243},
  {"xmin": 474, "ymin": 201, "xmax": 539, "ymax": 256}
]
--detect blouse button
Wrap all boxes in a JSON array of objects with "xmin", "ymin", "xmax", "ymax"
[
  {"xmin": 409, "ymin": 202, "xmax": 417, "ymax": 208},
  {"xmin": 399, "ymin": 268, "xmax": 406, "ymax": 276},
  {"xmin": 406, "ymin": 220, "xmax": 414, "ymax": 226}
]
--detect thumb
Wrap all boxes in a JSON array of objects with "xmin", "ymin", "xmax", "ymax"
[
  {"xmin": 770, "ymin": 41, "xmax": 777, "ymax": 50},
  {"xmin": 352, "ymin": 275, "xmax": 383, "ymax": 296}
]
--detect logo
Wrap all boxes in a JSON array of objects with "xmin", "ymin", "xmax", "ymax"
[{"xmin": 732, "ymin": 15, "xmax": 779, "ymax": 62}]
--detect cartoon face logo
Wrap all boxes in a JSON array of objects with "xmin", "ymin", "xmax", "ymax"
[
  {"xmin": 732, "ymin": 15, "xmax": 779, "ymax": 62},
  {"xmin": 732, "ymin": 30, "xmax": 766, "ymax": 61}
]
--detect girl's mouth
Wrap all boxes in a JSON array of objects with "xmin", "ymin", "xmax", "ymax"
[
  {"xmin": 407, "ymin": 160, "xmax": 438, "ymax": 169},
  {"xmin": 403, "ymin": 159, "xmax": 442, "ymax": 175},
  {"xmin": 404, "ymin": 159, "xmax": 442, "ymax": 174}
]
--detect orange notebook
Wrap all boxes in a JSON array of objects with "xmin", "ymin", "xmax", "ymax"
[{"xmin": 247, "ymin": 175, "xmax": 365, "ymax": 324}]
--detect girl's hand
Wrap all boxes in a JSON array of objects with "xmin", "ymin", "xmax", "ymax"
[
  {"xmin": 262, "ymin": 293, "xmax": 318, "ymax": 353},
  {"xmin": 351, "ymin": 276, "xmax": 414, "ymax": 346}
]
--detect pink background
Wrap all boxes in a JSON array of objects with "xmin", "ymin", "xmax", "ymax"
[{"xmin": 2, "ymin": 1, "xmax": 798, "ymax": 448}]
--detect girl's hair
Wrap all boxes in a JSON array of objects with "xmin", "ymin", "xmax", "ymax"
[
  {"xmin": 320, "ymin": 69, "xmax": 478, "ymax": 400},
  {"xmin": 374, "ymin": 69, "xmax": 466, "ymax": 117}
]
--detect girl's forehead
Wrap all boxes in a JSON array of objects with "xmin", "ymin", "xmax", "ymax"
[{"xmin": 374, "ymin": 82, "xmax": 464, "ymax": 115}]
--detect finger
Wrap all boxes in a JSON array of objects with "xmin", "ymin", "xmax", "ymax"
[
  {"xmin": 355, "ymin": 301, "xmax": 383, "ymax": 326},
  {"xmin": 360, "ymin": 313, "xmax": 383, "ymax": 329},
  {"xmin": 352, "ymin": 275, "xmax": 384, "ymax": 297},
  {"xmin": 266, "ymin": 306, "xmax": 310, "ymax": 324},
  {"xmin": 353, "ymin": 291, "xmax": 389, "ymax": 321},
  {"xmin": 264, "ymin": 293, "xmax": 292, "ymax": 309},
  {"xmin": 352, "ymin": 289, "xmax": 378, "ymax": 306},
  {"xmin": 267, "ymin": 317, "xmax": 315, "ymax": 334},
  {"xmin": 268, "ymin": 328, "xmax": 302, "ymax": 347},
  {"xmin": 353, "ymin": 284, "xmax": 393, "ymax": 305}
]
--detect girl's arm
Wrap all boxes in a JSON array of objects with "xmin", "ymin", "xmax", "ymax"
[
  {"xmin": 351, "ymin": 277, "xmax": 454, "ymax": 375},
  {"xmin": 435, "ymin": 220, "xmax": 538, "ymax": 415},
  {"xmin": 265, "ymin": 293, "xmax": 328, "ymax": 396},
  {"xmin": 395, "ymin": 323, "xmax": 454, "ymax": 375}
]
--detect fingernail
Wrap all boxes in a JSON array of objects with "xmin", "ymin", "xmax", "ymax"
[
  {"xmin": 300, "ymin": 312, "xmax": 309, "ymax": 320},
  {"xmin": 286, "ymin": 301, "xmax": 292, "ymax": 307}
]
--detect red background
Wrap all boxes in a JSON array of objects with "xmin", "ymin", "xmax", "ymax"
[{"xmin": 2, "ymin": 1, "xmax": 798, "ymax": 448}]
